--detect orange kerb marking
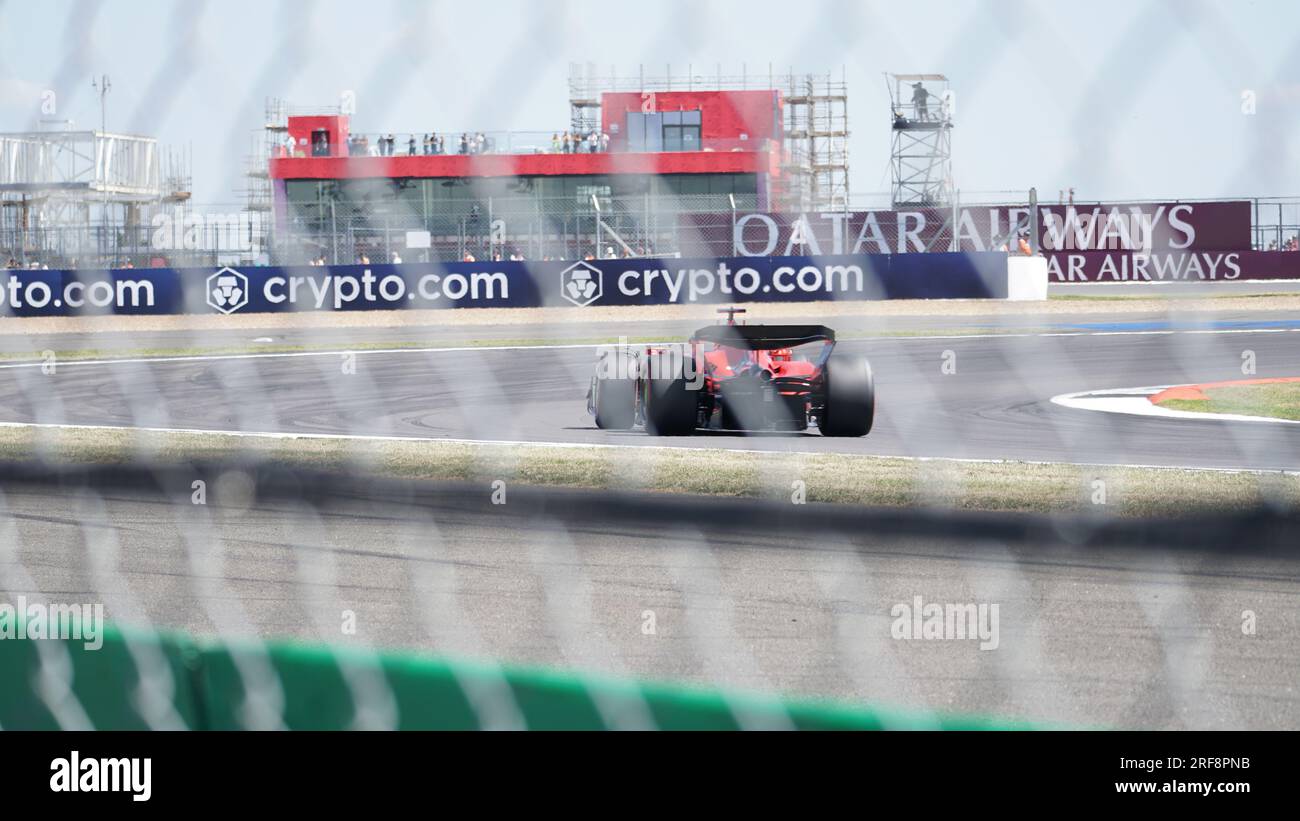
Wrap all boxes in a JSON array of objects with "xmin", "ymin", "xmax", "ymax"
[{"xmin": 1150, "ymin": 377, "xmax": 1300, "ymax": 405}]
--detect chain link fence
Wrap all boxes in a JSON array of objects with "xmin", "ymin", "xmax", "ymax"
[
  {"xmin": 6, "ymin": 191, "xmax": 1299, "ymax": 270},
  {"xmin": 1, "ymin": 0, "xmax": 1299, "ymax": 733}
]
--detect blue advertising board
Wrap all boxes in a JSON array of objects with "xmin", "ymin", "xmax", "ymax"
[{"xmin": 0, "ymin": 252, "xmax": 1008, "ymax": 318}]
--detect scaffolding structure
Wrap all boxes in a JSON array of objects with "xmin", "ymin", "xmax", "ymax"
[
  {"xmin": 236, "ymin": 98, "xmax": 293, "ymax": 262},
  {"xmin": 567, "ymin": 64, "xmax": 851, "ymax": 213},
  {"xmin": 781, "ymin": 70, "xmax": 850, "ymax": 212},
  {"xmin": 0, "ymin": 126, "xmax": 192, "ymax": 267},
  {"xmin": 887, "ymin": 73, "xmax": 954, "ymax": 208}
]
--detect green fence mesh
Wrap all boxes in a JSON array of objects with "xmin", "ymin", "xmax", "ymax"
[{"xmin": 0, "ymin": 621, "xmax": 1032, "ymax": 730}]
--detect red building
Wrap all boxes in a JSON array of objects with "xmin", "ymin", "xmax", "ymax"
[{"xmin": 269, "ymin": 89, "xmax": 785, "ymax": 261}]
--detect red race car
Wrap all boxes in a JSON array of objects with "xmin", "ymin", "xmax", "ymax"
[{"xmin": 587, "ymin": 308, "xmax": 874, "ymax": 436}]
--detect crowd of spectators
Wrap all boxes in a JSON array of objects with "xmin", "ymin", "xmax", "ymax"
[
  {"xmin": 332, "ymin": 243, "xmax": 658, "ymax": 266},
  {"xmin": 550, "ymin": 131, "xmax": 610, "ymax": 153},
  {"xmin": 1266, "ymin": 235, "xmax": 1300, "ymax": 251},
  {"xmin": 6, "ymin": 257, "xmax": 45, "ymax": 269},
  {"xmin": 341, "ymin": 130, "xmax": 612, "ymax": 157},
  {"xmin": 346, "ymin": 132, "xmax": 504, "ymax": 156}
]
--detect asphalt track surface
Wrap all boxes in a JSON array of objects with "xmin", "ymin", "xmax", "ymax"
[
  {"xmin": 1, "ymin": 310, "xmax": 1299, "ymax": 469},
  {"xmin": 3, "ymin": 469, "xmax": 1297, "ymax": 730},
  {"xmin": 1, "ymin": 307, "xmax": 1298, "ymax": 729}
]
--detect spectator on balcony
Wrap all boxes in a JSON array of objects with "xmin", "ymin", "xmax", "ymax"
[
  {"xmin": 599, "ymin": 131, "xmax": 610, "ymax": 152},
  {"xmin": 408, "ymin": 136, "xmax": 417, "ymax": 156},
  {"xmin": 562, "ymin": 131, "xmax": 572, "ymax": 153},
  {"xmin": 458, "ymin": 133, "xmax": 469, "ymax": 155},
  {"xmin": 551, "ymin": 133, "xmax": 561, "ymax": 153}
]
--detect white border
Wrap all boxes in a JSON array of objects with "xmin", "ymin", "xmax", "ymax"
[{"xmin": 1051, "ymin": 385, "xmax": 1300, "ymax": 425}]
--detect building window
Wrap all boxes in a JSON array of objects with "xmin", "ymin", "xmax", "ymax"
[{"xmin": 625, "ymin": 109, "xmax": 702, "ymax": 152}]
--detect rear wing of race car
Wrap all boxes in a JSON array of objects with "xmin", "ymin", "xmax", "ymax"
[{"xmin": 692, "ymin": 324, "xmax": 836, "ymax": 351}]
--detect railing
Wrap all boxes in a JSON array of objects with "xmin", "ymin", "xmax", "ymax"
[
  {"xmin": 280, "ymin": 130, "xmax": 609, "ymax": 159},
  {"xmin": 278, "ymin": 131, "xmax": 777, "ymax": 159}
]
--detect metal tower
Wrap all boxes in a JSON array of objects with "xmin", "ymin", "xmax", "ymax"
[{"xmin": 888, "ymin": 73, "xmax": 953, "ymax": 208}]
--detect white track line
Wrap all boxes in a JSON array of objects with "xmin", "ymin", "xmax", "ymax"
[
  {"xmin": 0, "ymin": 343, "xmax": 605, "ymax": 371},
  {"xmin": 0, "ymin": 325, "xmax": 1297, "ymax": 370},
  {"xmin": 1051, "ymin": 386, "xmax": 1300, "ymax": 425}
]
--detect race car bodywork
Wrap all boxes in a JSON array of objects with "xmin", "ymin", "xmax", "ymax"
[{"xmin": 587, "ymin": 308, "xmax": 875, "ymax": 436}]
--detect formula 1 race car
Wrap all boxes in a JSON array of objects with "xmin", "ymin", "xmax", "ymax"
[{"xmin": 586, "ymin": 308, "xmax": 874, "ymax": 436}]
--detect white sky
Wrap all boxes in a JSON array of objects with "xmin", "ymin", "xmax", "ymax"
[{"xmin": 2, "ymin": 0, "xmax": 1297, "ymax": 206}]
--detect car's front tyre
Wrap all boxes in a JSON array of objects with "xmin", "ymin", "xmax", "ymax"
[{"xmin": 592, "ymin": 352, "xmax": 638, "ymax": 430}]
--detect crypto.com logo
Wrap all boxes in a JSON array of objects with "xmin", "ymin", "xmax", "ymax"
[
  {"xmin": 206, "ymin": 267, "xmax": 249, "ymax": 314},
  {"xmin": 559, "ymin": 261, "xmax": 602, "ymax": 307}
]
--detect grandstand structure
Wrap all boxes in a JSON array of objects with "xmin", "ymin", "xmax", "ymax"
[
  {"xmin": 0, "ymin": 127, "xmax": 192, "ymax": 268},
  {"xmin": 566, "ymin": 64, "xmax": 850, "ymax": 212},
  {"xmin": 266, "ymin": 66, "xmax": 851, "ymax": 264}
]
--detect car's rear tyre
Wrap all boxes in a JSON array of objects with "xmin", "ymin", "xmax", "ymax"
[
  {"xmin": 821, "ymin": 354, "xmax": 874, "ymax": 437},
  {"xmin": 645, "ymin": 355, "xmax": 699, "ymax": 436}
]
